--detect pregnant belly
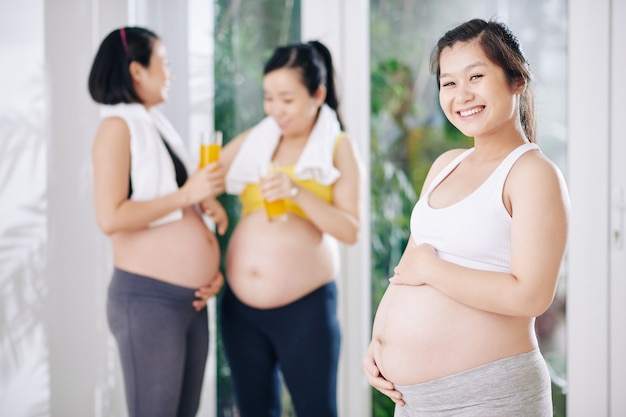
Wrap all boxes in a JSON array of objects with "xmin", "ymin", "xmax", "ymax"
[
  {"xmin": 226, "ymin": 211, "xmax": 337, "ymax": 308},
  {"xmin": 371, "ymin": 283, "xmax": 534, "ymax": 385},
  {"xmin": 112, "ymin": 208, "xmax": 220, "ymax": 288}
]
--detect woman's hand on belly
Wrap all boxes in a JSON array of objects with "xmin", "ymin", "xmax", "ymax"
[
  {"xmin": 389, "ymin": 242, "xmax": 437, "ymax": 287},
  {"xmin": 192, "ymin": 270, "xmax": 224, "ymax": 311},
  {"xmin": 363, "ymin": 341, "xmax": 405, "ymax": 406}
]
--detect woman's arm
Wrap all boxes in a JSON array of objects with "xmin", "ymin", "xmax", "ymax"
[
  {"xmin": 391, "ymin": 152, "xmax": 570, "ymax": 317},
  {"xmin": 92, "ymin": 117, "xmax": 224, "ymax": 235},
  {"xmin": 292, "ymin": 136, "xmax": 363, "ymax": 244},
  {"xmin": 255, "ymin": 135, "xmax": 364, "ymax": 244}
]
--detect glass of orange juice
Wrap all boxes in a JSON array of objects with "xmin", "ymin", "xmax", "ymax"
[
  {"xmin": 258, "ymin": 163, "xmax": 288, "ymax": 223},
  {"xmin": 199, "ymin": 131, "xmax": 222, "ymax": 168}
]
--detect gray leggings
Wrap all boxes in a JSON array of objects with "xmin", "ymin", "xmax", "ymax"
[
  {"xmin": 107, "ymin": 268, "xmax": 209, "ymax": 417},
  {"xmin": 393, "ymin": 349, "xmax": 552, "ymax": 417}
]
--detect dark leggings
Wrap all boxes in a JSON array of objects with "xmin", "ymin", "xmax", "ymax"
[
  {"xmin": 219, "ymin": 282, "xmax": 341, "ymax": 417},
  {"xmin": 107, "ymin": 268, "xmax": 209, "ymax": 417}
]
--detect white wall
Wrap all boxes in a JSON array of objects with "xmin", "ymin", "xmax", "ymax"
[
  {"xmin": 46, "ymin": 2, "xmax": 130, "ymax": 416},
  {"xmin": 567, "ymin": 0, "xmax": 626, "ymax": 415},
  {"xmin": 609, "ymin": 0, "xmax": 626, "ymax": 414}
]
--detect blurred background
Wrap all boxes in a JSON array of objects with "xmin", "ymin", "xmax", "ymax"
[{"xmin": 0, "ymin": 0, "xmax": 623, "ymax": 416}]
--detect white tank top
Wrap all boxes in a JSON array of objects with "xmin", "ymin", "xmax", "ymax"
[{"xmin": 410, "ymin": 143, "xmax": 539, "ymax": 273}]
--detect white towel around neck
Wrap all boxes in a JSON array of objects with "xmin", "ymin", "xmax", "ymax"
[
  {"xmin": 100, "ymin": 103, "xmax": 195, "ymax": 227},
  {"xmin": 226, "ymin": 104, "xmax": 342, "ymax": 195}
]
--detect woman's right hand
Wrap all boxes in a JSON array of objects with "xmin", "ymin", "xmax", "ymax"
[
  {"xmin": 183, "ymin": 162, "xmax": 225, "ymax": 204},
  {"xmin": 201, "ymin": 197, "xmax": 229, "ymax": 235},
  {"xmin": 362, "ymin": 342, "xmax": 405, "ymax": 407}
]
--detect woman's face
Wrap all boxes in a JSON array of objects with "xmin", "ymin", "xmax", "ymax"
[
  {"xmin": 438, "ymin": 39, "xmax": 523, "ymax": 140},
  {"xmin": 133, "ymin": 39, "xmax": 172, "ymax": 107},
  {"xmin": 262, "ymin": 67, "xmax": 324, "ymax": 137}
]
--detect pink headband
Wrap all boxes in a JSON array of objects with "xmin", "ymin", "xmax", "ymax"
[{"xmin": 120, "ymin": 28, "xmax": 129, "ymax": 56}]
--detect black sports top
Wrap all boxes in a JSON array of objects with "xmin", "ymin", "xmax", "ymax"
[{"xmin": 129, "ymin": 137, "xmax": 188, "ymax": 198}]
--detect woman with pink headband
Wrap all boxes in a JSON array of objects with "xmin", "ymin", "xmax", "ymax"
[{"xmin": 88, "ymin": 26, "xmax": 226, "ymax": 417}]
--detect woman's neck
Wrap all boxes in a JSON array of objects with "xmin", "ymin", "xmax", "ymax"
[{"xmin": 472, "ymin": 135, "xmax": 529, "ymax": 162}]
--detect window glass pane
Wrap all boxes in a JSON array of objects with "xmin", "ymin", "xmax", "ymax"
[
  {"xmin": 370, "ymin": 2, "xmax": 567, "ymax": 416},
  {"xmin": 213, "ymin": 1, "xmax": 301, "ymax": 416},
  {"xmin": 0, "ymin": 0, "xmax": 48, "ymax": 415}
]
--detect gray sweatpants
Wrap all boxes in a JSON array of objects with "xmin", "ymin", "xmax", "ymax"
[
  {"xmin": 393, "ymin": 349, "xmax": 552, "ymax": 417},
  {"xmin": 107, "ymin": 268, "xmax": 209, "ymax": 417}
]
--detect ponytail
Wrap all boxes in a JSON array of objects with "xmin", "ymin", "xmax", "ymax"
[{"xmin": 308, "ymin": 41, "xmax": 344, "ymax": 129}]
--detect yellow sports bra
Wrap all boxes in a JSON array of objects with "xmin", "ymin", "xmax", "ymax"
[{"xmin": 239, "ymin": 133, "xmax": 344, "ymax": 219}]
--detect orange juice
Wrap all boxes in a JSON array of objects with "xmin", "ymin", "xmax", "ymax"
[
  {"xmin": 263, "ymin": 198, "xmax": 287, "ymax": 222},
  {"xmin": 199, "ymin": 131, "xmax": 223, "ymax": 168},
  {"xmin": 259, "ymin": 163, "xmax": 288, "ymax": 222},
  {"xmin": 199, "ymin": 143, "xmax": 221, "ymax": 168}
]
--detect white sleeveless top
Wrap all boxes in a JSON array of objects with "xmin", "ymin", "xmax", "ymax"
[{"xmin": 410, "ymin": 143, "xmax": 539, "ymax": 273}]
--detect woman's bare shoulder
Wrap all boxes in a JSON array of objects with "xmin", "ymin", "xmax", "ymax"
[
  {"xmin": 508, "ymin": 148, "xmax": 570, "ymax": 210},
  {"xmin": 92, "ymin": 117, "xmax": 130, "ymax": 152},
  {"xmin": 432, "ymin": 148, "xmax": 468, "ymax": 167},
  {"xmin": 511, "ymin": 148, "xmax": 566, "ymax": 187}
]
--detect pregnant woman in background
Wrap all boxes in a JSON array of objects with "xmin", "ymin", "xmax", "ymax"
[
  {"xmin": 88, "ymin": 26, "xmax": 227, "ymax": 417},
  {"xmin": 219, "ymin": 40, "xmax": 362, "ymax": 417},
  {"xmin": 364, "ymin": 19, "xmax": 570, "ymax": 417}
]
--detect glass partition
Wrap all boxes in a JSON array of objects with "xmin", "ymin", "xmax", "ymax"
[{"xmin": 212, "ymin": 1, "xmax": 301, "ymax": 415}]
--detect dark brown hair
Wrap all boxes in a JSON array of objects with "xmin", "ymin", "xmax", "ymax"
[
  {"xmin": 430, "ymin": 19, "xmax": 536, "ymax": 142},
  {"xmin": 264, "ymin": 40, "xmax": 344, "ymax": 130}
]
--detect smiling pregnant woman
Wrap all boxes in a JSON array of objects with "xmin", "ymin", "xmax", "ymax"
[{"xmin": 364, "ymin": 18, "xmax": 570, "ymax": 417}]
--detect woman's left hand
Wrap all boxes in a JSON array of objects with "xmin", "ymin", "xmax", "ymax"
[
  {"xmin": 389, "ymin": 242, "xmax": 437, "ymax": 286},
  {"xmin": 192, "ymin": 271, "xmax": 224, "ymax": 311},
  {"xmin": 201, "ymin": 197, "xmax": 229, "ymax": 235},
  {"xmin": 259, "ymin": 170, "xmax": 294, "ymax": 202}
]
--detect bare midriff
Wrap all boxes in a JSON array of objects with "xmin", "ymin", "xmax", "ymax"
[
  {"xmin": 226, "ymin": 210, "xmax": 337, "ymax": 309},
  {"xmin": 111, "ymin": 207, "xmax": 220, "ymax": 288},
  {"xmin": 372, "ymin": 283, "xmax": 537, "ymax": 386}
]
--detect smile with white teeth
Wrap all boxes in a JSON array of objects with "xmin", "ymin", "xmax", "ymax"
[{"xmin": 459, "ymin": 106, "xmax": 484, "ymax": 117}]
